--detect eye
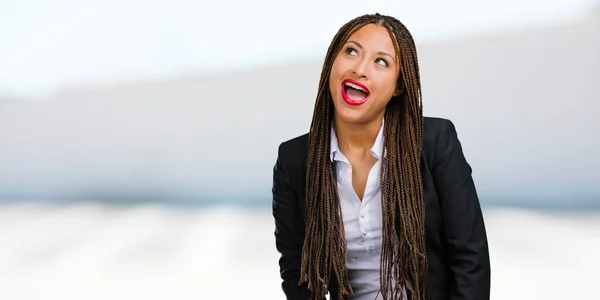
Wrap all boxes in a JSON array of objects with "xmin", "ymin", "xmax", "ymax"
[
  {"xmin": 376, "ymin": 58, "xmax": 389, "ymax": 67},
  {"xmin": 345, "ymin": 46, "xmax": 358, "ymax": 56}
]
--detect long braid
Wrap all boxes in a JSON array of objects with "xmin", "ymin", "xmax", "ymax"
[{"xmin": 301, "ymin": 13, "xmax": 427, "ymax": 300}]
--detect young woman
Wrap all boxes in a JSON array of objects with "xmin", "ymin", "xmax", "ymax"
[{"xmin": 272, "ymin": 13, "xmax": 490, "ymax": 300}]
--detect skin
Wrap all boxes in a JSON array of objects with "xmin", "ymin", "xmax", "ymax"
[{"xmin": 329, "ymin": 23, "xmax": 403, "ymax": 200}]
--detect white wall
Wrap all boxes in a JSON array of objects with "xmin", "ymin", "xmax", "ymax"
[{"xmin": 0, "ymin": 11, "xmax": 598, "ymax": 207}]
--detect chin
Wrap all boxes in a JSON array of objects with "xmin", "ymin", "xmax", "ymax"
[{"xmin": 333, "ymin": 101, "xmax": 370, "ymax": 124}]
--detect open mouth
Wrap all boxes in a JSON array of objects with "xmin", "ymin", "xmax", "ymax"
[{"xmin": 341, "ymin": 79, "xmax": 370, "ymax": 105}]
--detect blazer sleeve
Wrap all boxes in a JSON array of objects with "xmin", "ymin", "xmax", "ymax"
[
  {"xmin": 432, "ymin": 120, "xmax": 491, "ymax": 300},
  {"xmin": 272, "ymin": 142, "xmax": 310, "ymax": 300}
]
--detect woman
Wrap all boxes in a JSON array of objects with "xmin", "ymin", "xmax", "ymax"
[{"xmin": 272, "ymin": 13, "xmax": 490, "ymax": 300}]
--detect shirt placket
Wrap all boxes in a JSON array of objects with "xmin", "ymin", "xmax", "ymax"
[{"xmin": 361, "ymin": 166, "xmax": 376, "ymax": 254}]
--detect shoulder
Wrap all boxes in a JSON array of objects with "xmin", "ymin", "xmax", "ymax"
[
  {"xmin": 423, "ymin": 116, "xmax": 460, "ymax": 159},
  {"xmin": 423, "ymin": 116, "xmax": 457, "ymax": 143},
  {"xmin": 423, "ymin": 116, "xmax": 472, "ymax": 190},
  {"xmin": 276, "ymin": 119, "xmax": 460, "ymax": 162},
  {"xmin": 276, "ymin": 132, "xmax": 310, "ymax": 167}
]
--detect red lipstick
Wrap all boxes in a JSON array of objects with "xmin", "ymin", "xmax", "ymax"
[{"xmin": 341, "ymin": 79, "xmax": 370, "ymax": 106}]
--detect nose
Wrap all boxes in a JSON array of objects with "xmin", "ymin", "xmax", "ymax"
[{"xmin": 352, "ymin": 57, "xmax": 369, "ymax": 79}]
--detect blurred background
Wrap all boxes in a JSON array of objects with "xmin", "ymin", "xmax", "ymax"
[{"xmin": 1, "ymin": 0, "xmax": 599, "ymax": 299}]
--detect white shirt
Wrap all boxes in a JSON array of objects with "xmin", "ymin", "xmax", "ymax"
[{"xmin": 330, "ymin": 120, "xmax": 406, "ymax": 300}]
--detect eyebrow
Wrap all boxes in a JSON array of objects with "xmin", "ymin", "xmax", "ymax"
[{"xmin": 347, "ymin": 40, "xmax": 395, "ymax": 62}]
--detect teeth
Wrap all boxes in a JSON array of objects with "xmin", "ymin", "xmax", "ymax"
[{"xmin": 345, "ymin": 82, "xmax": 367, "ymax": 92}]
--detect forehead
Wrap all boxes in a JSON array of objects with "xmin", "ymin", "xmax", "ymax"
[{"xmin": 346, "ymin": 23, "xmax": 396, "ymax": 54}]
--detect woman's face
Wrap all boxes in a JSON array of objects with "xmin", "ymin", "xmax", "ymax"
[{"xmin": 329, "ymin": 23, "xmax": 401, "ymax": 126}]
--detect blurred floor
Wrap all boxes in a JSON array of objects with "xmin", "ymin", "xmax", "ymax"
[{"xmin": 0, "ymin": 203, "xmax": 598, "ymax": 300}]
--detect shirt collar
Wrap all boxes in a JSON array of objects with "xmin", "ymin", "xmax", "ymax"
[{"xmin": 330, "ymin": 118, "xmax": 385, "ymax": 162}]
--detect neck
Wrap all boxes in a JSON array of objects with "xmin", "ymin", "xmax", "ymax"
[{"xmin": 333, "ymin": 114, "xmax": 383, "ymax": 156}]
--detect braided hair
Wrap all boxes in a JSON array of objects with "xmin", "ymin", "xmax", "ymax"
[{"xmin": 300, "ymin": 13, "xmax": 427, "ymax": 300}]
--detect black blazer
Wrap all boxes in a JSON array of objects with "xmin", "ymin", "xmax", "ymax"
[{"xmin": 272, "ymin": 117, "xmax": 491, "ymax": 300}]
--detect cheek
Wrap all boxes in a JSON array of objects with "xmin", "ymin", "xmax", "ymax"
[
  {"xmin": 329, "ymin": 67, "xmax": 342, "ymax": 92},
  {"xmin": 328, "ymin": 77, "xmax": 337, "ymax": 97},
  {"xmin": 372, "ymin": 77, "xmax": 399, "ymax": 104}
]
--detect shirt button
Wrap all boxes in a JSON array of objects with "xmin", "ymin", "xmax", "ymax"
[
  {"xmin": 368, "ymin": 246, "xmax": 373, "ymax": 252},
  {"xmin": 360, "ymin": 213, "xmax": 365, "ymax": 218},
  {"xmin": 363, "ymin": 231, "xmax": 367, "ymax": 236}
]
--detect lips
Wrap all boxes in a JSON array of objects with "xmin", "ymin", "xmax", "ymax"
[{"xmin": 341, "ymin": 79, "xmax": 370, "ymax": 106}]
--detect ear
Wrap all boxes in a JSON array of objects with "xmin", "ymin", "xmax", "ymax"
[{"xmin": 393, "ymin": 84, "xmax": 405, "ymax": 97}]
